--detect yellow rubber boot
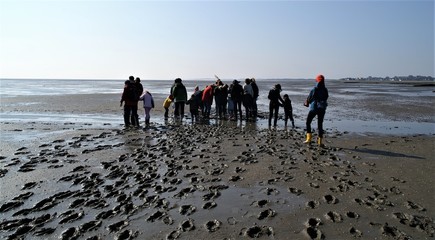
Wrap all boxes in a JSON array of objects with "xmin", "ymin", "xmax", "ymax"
[
  {"xmin": 303, "ymin": 133, "xmax": 312, "ymax": 144},
  {"xmin": 317, "ymin": 137, "xmax": 324, "ymax": 147}
]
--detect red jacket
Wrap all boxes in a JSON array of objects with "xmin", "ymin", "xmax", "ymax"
[{"xmin": 202, "ymin": 85, "xmax": 214, "ymax": 104}]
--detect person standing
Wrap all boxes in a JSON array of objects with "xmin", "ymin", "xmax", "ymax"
[
  {"xmin": 202, "ymin": 84, "xmax": 214, "ymax": 119},
  {"xmin": 120, "ymin": 80, "xmax": 138, "ymax": 129},
  {"xmin": 230, "ymin": 80, "xmax": 243, "ymax": 120},
  {"xmin": 171, "ymin": 78, "xmax": 188, "ymax": 120},
  {"xmin": 126, "ymin": 76, "xmax": 139, "ymax": 127},
  {"xmin": 243, "ymin": 78, "xmax": 254, "ymax": 121},
  {"xmin": 193, "ymin": 86, "xmax": 204, "ymax": 117},
  {"xmin": 135, "ymin": 77, "xmax": 144, "ymax": 97},
  {"xmin": 303, "ymin": 74, "xmax": 329, "ymax": 146},
  {"xmin": 283, "ymin": 94, "xmax": 295, "ymax": 128},
  {"xmin": 214, "ymin": 80, "xmax": 228, "ymax": 119},
  {"xmin": 267, "ymin": 84, "xmax": 284, "ymax": 127},
  {"xmin": 163, "ymin": 95, "xmax": 174, "ymax": 119},
  {"xmin": 139, "ymin": 90, "xmax": 154, "ymax": 126},
  {"xmin": 186, "ymin": 94, "xmax": 200, "ymax": 122},
  {"xmin": 134, "ymin": 77, "xmax": 143, "ymax": 126},
  {"xmin": 251, "ymin": 78, "xmax": 259, "ymax": 119}
]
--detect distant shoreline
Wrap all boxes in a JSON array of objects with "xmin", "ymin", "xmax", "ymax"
[{"xmin": 342, "ymin": 80, "xmax": 435, "ymax": 87}]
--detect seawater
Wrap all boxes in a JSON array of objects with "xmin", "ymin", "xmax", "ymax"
[
  {"xmin": 0, "ymin": 78, "xmax": 311, "ymax": 98},
  {"xmin": 0, "ymin": 78, "xmax": 434, "ymax": 135}
]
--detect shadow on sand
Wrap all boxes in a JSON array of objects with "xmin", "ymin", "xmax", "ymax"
[{"xmin": 349, "ymin": 147, "xmax": 424, "ymax": 160}]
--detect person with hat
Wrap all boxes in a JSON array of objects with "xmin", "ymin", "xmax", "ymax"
[
  {"xmin": 171, "ymin": 78, "xmax": 188, "ymax": 120},
  {"xmin": 267, "ymin": 83, "xmax": 285, "ymax": 127},
  {"xmin": 230, "ymin": 79, "xmax": 243, "ymax": 120},
  {"xmin": 303, "ymin": 74, "xmax": 329, "ymax": 146}
]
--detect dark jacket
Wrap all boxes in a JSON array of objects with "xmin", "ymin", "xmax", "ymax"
[
  {"xmin": 230, "ymin": 82, "xmax": 243, "ymax": 101},
  {"xmin": 251, "ymin": 81, "xmax": 259, "ymax": 99},
  {"xmin": 121, "ymin": 84, "xmax": 138, "ymax": 106},
  {"xmin": 186, "ymin": 96, "xmax": 199, "ymax": 111},
  {"xmin": 268, "ymin": 88, "xmax": 284, "ymax": 107},
  {"xmin": 171, "ymin": 83, "xmax": 188, "ymax": 102},
  {"xmin": 283, "ymin": 98, "xmax": 293, "ymax": 112}
]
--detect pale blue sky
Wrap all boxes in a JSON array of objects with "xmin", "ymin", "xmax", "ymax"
[{"xmin": 0, "ymin": 0, "xmax": 433, "ymax": 80}]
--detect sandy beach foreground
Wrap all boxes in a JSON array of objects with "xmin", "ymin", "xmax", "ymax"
[
  {"xmin": 0, "ymin": 120, "xmax": 434, "ymax": 240},
  {"xmin": 0, "ymin": 86, "xmax": 434, "ymax": 239}
]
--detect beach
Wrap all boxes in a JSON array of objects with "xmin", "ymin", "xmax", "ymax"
[{"xmin": 0, "ymin": 79, "xmax": 434, "ymax": 239}]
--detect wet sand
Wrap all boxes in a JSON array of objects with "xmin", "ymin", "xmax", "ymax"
[{"xmin": 1, "ymin": 86, "xmax": 434, "ymax": 239}]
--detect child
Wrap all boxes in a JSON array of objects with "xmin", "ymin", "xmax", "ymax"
[
  {"xmin": 163, "ymin": 95, "xmax": 173, "ymax": 119},
  {"xmin": 283, "ymin": 94, "xmax": 295, "ymax": 128},
  {"xmin": 139, "ymin": 90, "xmax": 154, "ymax": 126},
  {"xmin": 186, "ymin": 94, "xmax": 199, "ymax": 122}
]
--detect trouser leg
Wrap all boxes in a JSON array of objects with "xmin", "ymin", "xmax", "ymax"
[
  {"xmin": 268, "ymin": 104, "xmax": 273, "ymax": 126},
  {"xmin": 238, "ymin": 101, "xmax": 242, "ymax": 119},
  {"xmin": 317, "ymin": 110, "xmax": 326, "ymax": 137},
  {"xmin": 180, "ymin": 103, "xmax": 185, "ymax": 119},
  {"xmin": 306, "ymin": 111, "xmax": 317, "ymax": 133},
  {"xmin": 131, "ymin": 106, "xmax": 138, "ymax": 126},
  {"xmin": 174, "ymin": 102, "xmax": 180, "ymax": 118},
  {"xmin": 273, "ymin": 106, "xmax": 279, "ymax": 126},
  {"xmin": 144, "ymin": 107, "xmax": 151, "ymax": 125},
  {"xmin": 284, "ymin": 113, "xmax": 288, "ymax": 126},
  {"xmin": 253, "ymin": 99, "xmax": 257, "ymax": 118},
  {"xmin": 124, "ymin": 106, "xmax": 131, "ymax": 127}
]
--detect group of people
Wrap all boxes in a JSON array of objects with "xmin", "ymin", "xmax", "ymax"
[
  {"xmin": 120, "ymin": 76, "xmax": 154, "ymax": 128},
  {"xmin": 120, "ymin": 74, "xmax": 329, "ymax": 146},
  {"xmin": 161, "ymin": 78, "xmax": 259, "ymax": 123}
]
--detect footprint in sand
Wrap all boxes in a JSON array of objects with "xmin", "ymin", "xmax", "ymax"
[
  {"xmin": 116, "ymin": 230, "xmax": 138, "ymax": 240},
  {"xmin": 204, "ymin": 220, "xmax": 221, "ymax": 232},
  {"xmin": 252, "ymin": 199, "xmax": 269, "ymax": 208},
  {"xmin": 179, "ymin": 219, "xmax": 195, "ymax": 232},
  {"xmin": 306, "ymin": 218, "xmax": 322, "ymax": 228},
  {"xmin": 306, "ymin": 200, "xmax": 320, "ymax": 209},
  {"xmin": 393, "ymin": 212, "xmax": 434, "ymax": 237},
  {"xmin": 202, "ymin": 201, "xmax": 217, "ymax": 210},
  {"xmin": 258, "ymin": 209, "xmax": 276, "ymax": 220},
  {"xmin": 243, "ymin": 225, "xmax": 274, "ymax": 238},
  {"xmin": 349, "ymin": 227, "xmax": 363, "ymax": 237},
  {"xmin": 305, "ymin": 227, "xmax": 324, "ymax": 240},
  {"xmin": 179, "ymin": 205, "xmax": 196, "ymax": 216},
  {"xmin": 381, "ymin": 223, "xmax": 410, "ymax": 239},
  {"xmin": 346, "ymin": 211, "xmax": 360, "ymax": 219},
  {"xmin": 323, "ymin": 194, "xmax": 339, "ymax": 204},
  {"xmin": 288, "ymin": 187, "xmax": 303, "ymax": 196},
  {"xmin": 325, "ymin": 211, "xmax": 343, "ymax": 223},
  {"xmin": 405, "ymin": 201, "xmax": 426, "ymax": 211}
]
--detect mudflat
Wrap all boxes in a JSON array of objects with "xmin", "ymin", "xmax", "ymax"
[{"xmin": 0, "ymin": 83, "xmax": 434, "ymax": 239}]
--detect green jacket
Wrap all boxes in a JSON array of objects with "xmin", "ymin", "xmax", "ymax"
[{"xmin": 171, "ymin": 83, "xmax": 187, "ymax": 102}]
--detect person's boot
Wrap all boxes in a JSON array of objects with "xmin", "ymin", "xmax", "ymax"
[
  {"xmin": 124, "ymin": 115, "xmax": 130, "ymax": 129},
  {"xmin": 292, "ymin": 121, "xmax": 295, "ymax": 128},
  {"xmin": 145, "ymin": 119, "xmax": 150, "ymax": 126},
  {"xmin": 303, "ymin": 133, "xmax": 312, "ymax": 144},
  {"xmin": 135, "ymin": 115, "xmax": 140, "ymax": 128},
  {"xmin": 317, "ymin": 137, "xmax": 324, "ymax": 147}
]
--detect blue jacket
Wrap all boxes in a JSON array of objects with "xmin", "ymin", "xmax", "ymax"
[{"xmin": 307, "ymin": 81, "xmax": 328, "ymax": 111}]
